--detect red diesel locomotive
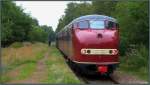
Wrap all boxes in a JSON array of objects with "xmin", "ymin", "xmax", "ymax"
[{"xmin": 56, "ymin": 15, "xmax": 119, "ymax": 75}]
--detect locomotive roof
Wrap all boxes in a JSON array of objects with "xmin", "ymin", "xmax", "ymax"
[{"xmin": 71, "ymin": 15, "xmax": 117, "ymax": 24}]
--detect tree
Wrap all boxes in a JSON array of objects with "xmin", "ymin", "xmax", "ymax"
[
  {"xmin": 92, "ymin": 1, "xmax": 118, "ymax": 16},
  {"xmin": 2, "ymin": 1, "xmax": 34, "ymax": 46},
  {"xmin": 114, "ymin": 1, "xmax": 148, "ymax": 46},
  {"xmin": 1, "ymin": 1, "xmax": 55, "ymax": 46}
]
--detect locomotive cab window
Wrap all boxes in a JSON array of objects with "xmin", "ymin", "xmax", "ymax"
[
  {"xmin": 89, "ymin": 20, "xmax": 105, "ymax": 29},
  {"xmin": 107, "ymin": 21, "xmax": 117, "ymax": 29},
  {"xmin": 78, "ymin": 20, "xmax": 89, "ymax": 29}
]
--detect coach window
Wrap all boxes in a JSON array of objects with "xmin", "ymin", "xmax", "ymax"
[{"xmin": 78, "ymin": 20, "xmax": 89, "ymax": 29}]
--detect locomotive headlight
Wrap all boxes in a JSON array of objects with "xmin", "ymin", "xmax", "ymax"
[
  {"xmin": 112, "ymin": 49, "xmax": 118, "ymax": 55},
  {"xmin": 81, "ymin": 49, "xmax": 86, "ymax": 54}
]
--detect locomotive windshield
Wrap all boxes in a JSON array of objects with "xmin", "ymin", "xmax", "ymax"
[
  {"xmin": 78, "ymin": 20, "xmax": 88, "ymax": 29},
  {"xmin": 89, "ymin": 20, "xmax": 105, "ymax": 29},
  {"xmin": 77, "ymin": 20, "xmax": 118, "ymax": 30},
  {"xmin": 78, "ymin": 20, "xmax": 105, "ymax": 29}
]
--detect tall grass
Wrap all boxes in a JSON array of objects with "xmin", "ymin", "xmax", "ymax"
[
  {"xmin": 2, "ymin": 42, "xmax": 48, "ymax": 69},
  {"xmin": 1, "ymin": 42, "xmax": 48, "ymax": 82}
]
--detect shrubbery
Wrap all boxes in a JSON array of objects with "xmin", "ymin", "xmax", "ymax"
[
  {"xmin": 119, "ymin": 44, "xmax": 148, "ymax": 80},
  {"xmin": 126, "ymin": 44, "xmax": 148, "ymax": 68},
  {"xmin": 10, "ymin": 42, "xmax": 23, "ymax": 48},
  {"xmin": 28, "ymin": 26, "xmax": 48, "ymax": 43}
]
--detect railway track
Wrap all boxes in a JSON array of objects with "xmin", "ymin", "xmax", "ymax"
[
  {"xmin": 64, "ymin": 57, "xmax": 119, "ymax": 84},
  {"xmin": 74, "ymin": 70, "xmax": 119, "ymax": 84}
]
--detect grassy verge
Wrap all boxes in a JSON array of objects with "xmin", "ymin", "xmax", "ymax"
[
  {"xmin": 15, "ymin": 63, "xmax": 36, "ymax": 80},
  {"xmin": 43, "ymin": 45, "xmax": 81, "ymax": 84},
  {"xmin": 118, "ymin": 44, "xmax": 148, "ymax": 81},
  {"xmin": 1, "ymin": 42, "xmax": 48, "ymax": 83}
]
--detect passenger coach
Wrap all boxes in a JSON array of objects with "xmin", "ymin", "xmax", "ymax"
[{"xmin": 56, "ymin": 15, "xmax": 119, "ymax": 75}]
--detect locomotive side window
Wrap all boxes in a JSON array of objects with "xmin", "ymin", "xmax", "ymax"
[
  {"xmin": 89, "ymin": 20, "xmax": 105, "ymax": 29},
  {"xmin": 107, "ymin": 21, "xmax": 114, "ymax": 29},
  {"xmin": 107, "ymin": 21, "xmax": 119, "ymax": 29},
  {"xmin": 78, "ymin": 20, "xmax": 89, "ymax": 29}
]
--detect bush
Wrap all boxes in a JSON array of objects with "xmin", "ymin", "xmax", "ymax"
[
  {"xmin": 119, "ymin": 44, "xmax": 149, "ymax": 80},
  {"xmin": 119, "ymin": 36, "xmax": 129, "ymax": 56},
  {"xmin": 10, "ymin": 42, "xmax": 23, "ymax": 48},
  {"xmin": 28, "ymin": 26, "xmax": 48, "ymax": 43},
  {"xmin": 127, "ymin": 44, "xmax": 148, "ymax": 68}
]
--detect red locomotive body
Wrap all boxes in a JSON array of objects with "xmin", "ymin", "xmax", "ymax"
[{"xmin": 56, "ymin": 15, "xmax": 119, "ymax": 75}]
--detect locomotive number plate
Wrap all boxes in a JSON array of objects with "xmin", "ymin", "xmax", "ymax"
[{"xmin": 81, "ymin": 49, "xmax": 118, "ymax": 55}]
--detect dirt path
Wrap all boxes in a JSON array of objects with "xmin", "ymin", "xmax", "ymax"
[{"xmin": 8, "ymin": 51, "xmax": 49, "ymax": 84}]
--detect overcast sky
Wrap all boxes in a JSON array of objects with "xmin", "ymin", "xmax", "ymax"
[{"xmin": 15, "ymin": 1, "xmax": 82, "ymax": 31}]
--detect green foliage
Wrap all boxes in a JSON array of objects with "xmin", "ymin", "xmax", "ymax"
[
  {"xmin": 10, "ymin": 42, "xmax": 23, "ymax": 48},
  {"xmin": 1, "ymin": 1, "xmax": 34, "ymax": 45},
  {"xmin": 119, "ymin": 36, "xmax": 129, "ymax": 56},
  {"xmin": 127, "ymin": 44, "xmax": 148, "ymax": 68},
  {"xmin": 92, "ymin": 1, "xmax": 118, "ymax": 16},
  {"xmin": 28, "ymin": 26, "xmax": 47, "ymax": 43}
]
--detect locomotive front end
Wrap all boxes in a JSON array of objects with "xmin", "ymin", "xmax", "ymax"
[{"xmin": 72, "ymin": 15, "xmax": 119, "ymax": 75}]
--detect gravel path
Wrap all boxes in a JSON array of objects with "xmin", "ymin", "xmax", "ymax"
[
  {"xmin": 111, "ymin": 71, "xmax": 148, "ymax": 84},
  {"xmin": 74, "ymin": 70, "xmax": 148, "ymax": 84}
]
